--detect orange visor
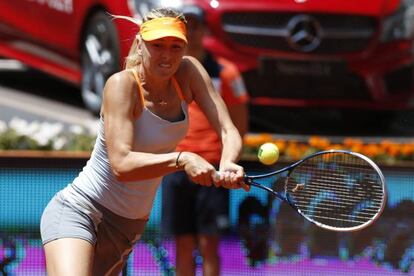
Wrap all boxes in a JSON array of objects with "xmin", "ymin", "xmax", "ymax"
[{"xmin": 140, "ymin": 17, "xmax": 187, "ymax": 43}]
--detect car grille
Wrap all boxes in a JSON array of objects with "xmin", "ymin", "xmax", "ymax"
[
  {"xmin": 384, "ymin": 65, "xmax": 413, "ymax": 96},
  {"xmin": 242, "ymin": 68, "xmax": 371, "ymax": 101},
  {"xmin": 222, "ymin": 12, "xmax": 377, "ymax": 54}
]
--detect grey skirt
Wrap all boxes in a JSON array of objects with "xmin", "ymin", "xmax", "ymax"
[{"xmin": 40, "ymin": 186, "xmax": 148, "ymax": 275}]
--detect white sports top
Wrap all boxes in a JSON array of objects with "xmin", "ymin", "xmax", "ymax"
[{"xmin": 63, "ymin": 72, "xmax": 189, "ymax": 219}]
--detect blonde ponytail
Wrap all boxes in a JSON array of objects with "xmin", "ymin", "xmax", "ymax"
[{"xmin": 125, "ymin": 39, "xmax": 140, "ymax": 69}]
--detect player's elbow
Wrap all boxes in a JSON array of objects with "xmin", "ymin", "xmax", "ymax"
[
  {"xmin": 109, "ymin": 154, "xmax": 132, "ymax": 181},
  {"xmin": 110, "ymin": 161, "xmax": 127, "ymax": 181}
]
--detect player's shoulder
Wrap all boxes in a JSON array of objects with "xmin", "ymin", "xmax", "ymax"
[
  {"xmin": 179, "ymin": 55, "xmax": 201, "ymax": 72},
  {"xmin": 103, "ymin": 69, "xmax": 137, "ymax": 101},
  {"xmin": 105, "ymin": 69, "xmax": 135, "ymax": 90},
  {"xmin": 175, "ymin": 56, "xmax": 198, "ymax": 81},
  {"xmin": 108, "ymin": 69, "xmax": 134, "ymax": 83}
]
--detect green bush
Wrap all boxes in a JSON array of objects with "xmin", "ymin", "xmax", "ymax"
[{"xmin": 0, "ymin": 118, "xmax": 96, "ymax": 151}]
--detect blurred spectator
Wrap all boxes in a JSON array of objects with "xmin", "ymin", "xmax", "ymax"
[{"xmin": 162, "ymin": 5, "xmax": 249, "ymax": 276}]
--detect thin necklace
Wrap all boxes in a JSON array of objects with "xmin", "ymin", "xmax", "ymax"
[{"xmin": 138, "ymin": 70, "xmax": 168, "ymax": 106}]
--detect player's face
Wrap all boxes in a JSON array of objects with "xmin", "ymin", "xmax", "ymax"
[{"xmin": 141, "ymin": 37, "xmax": 186, "ymax": 79}]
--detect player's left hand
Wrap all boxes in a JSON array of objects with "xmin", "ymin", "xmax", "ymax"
[{"xmin": 213, "ymin": 162, "xmax": 250, "ymax": 191}]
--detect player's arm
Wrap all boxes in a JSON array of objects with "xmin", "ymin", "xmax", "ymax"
[
  {"xmin": 184, "ymin": 56, "xmax": 244, "ymax": 182},
  {"xmin": 102, "ymin": 72, "xmax": 180, "ymax": 182}
]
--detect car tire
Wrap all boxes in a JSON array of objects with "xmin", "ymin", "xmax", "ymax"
[{"xmin": 81, "ymin": 12, "xmax": 120, "ymax": 114}]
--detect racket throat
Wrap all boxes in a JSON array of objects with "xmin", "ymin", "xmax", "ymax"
[
  {"xmin": 285, "ymin": 193, "xmax": 298, "ymax": 210},
  {"xmin": 283, "ymin": 176, "xmax": 298, "ymax": 210}
]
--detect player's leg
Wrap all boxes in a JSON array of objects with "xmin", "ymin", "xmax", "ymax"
[
  {"xmin": 44, "ymin": 238, "xmax": 94, "ymax": 276},
  {"xmin": 162, "ymin": 171, "xmax": 198, "ymax": 276},
  {"xmin": 176, "ymin": 234, "xmax": 197, "ymax": 276},
  {"xmin": 198, "ymin": 234, "xmax": 220, "ymax": 276},
  {"xmin": 196, "ymin": 186, "xmax": 229, "ymax": 276},
  {"xmin": 40, "ymin": 191, "xmax": 97, "ymax": 276},
  {"xmin": 92, "ymin": 213, "xmax": 146, "ymax": 275}
]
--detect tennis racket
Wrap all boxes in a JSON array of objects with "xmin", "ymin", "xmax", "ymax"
[{"xmin": 227, "ymin": 150, "xmax": 386, "ymax": 232}]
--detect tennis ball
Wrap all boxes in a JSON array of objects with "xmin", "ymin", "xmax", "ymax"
[{"xmin": 258, "ymin": 142, "xmax": 279, "ymax": 165}]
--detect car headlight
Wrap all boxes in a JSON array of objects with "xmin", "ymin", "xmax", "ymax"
[
  {"xmin": 381, "ymin": 0, "xmax": 414, "ymax": 42},
  {"xmin": 128, "ymin": 0, "xmax": 185, "ymax": 22}
]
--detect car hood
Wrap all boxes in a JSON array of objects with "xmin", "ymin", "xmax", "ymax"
[{"xmin": 195, "ymin": 0, "xmax": 400, "ymax": 17}]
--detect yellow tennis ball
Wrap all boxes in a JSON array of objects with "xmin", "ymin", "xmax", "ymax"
[{"xmin": 258, "ymin": 142, "xmax": 279, "ymax": 165}]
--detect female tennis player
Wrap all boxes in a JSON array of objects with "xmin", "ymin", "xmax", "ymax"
[{"xmin": 40, "ymin": 7, "xmax": 247, "ymax": 275}]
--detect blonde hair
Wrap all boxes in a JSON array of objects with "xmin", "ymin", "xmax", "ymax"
[{"xmin": 115, "ymin": 7, "xmax": 186, "ymax": 69}]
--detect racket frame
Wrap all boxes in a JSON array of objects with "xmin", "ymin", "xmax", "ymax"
[{"xmin": 245, "ymin": 149, "xmax": 387, "ymax": 232}]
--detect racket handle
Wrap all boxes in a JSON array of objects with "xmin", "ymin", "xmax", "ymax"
[
  {"xmin": 212, "ymin": 171, "xmax": 221, "ymax": 183},
  {"xmin": 213, "ymin": 171, "xmax": 251, "ymax": 192},
  {"xmin": 213, "ymin": 171, "xmax": 249, "ymax": 183}
]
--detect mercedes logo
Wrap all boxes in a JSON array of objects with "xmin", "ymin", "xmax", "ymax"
[{"xmin": 287, "ymin": 15, "xmax": 322, "ymax": 52}]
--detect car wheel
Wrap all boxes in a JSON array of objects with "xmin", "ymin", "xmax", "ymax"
[{"xmin": 81, "ymin": 12, "xmax": 120, "ymax": 114}]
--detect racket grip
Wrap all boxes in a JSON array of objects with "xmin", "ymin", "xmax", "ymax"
[
  {"xmin": 212, "ymin": 171, "xmax": 221, "ymax": 183},
  {"xmin": 213, "ymin": 171, "xmax": 251, "ymax": 191},
  {"xmin": 213, "ymin": 171, "xmax": 248, "ymax": 183}
]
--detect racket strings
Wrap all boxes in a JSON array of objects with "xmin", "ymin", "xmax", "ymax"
[
  {"xmin": 288, "ymin": 167, "xmax": 383, "ymax": 201},
  {"xmin": 296, "ymin": 177, "xmax": 383, "ymax": 196},
  {"xmin": 251, "ymin": 173, "xmax": 287, "ymax": 192},
  {"xmin": 286, "ymin": 152, "xmax": 384, "ymax": 229},
  {"xmin": 291, "ymin": 199, "xmax": 379, "ymax": 220},
  {"xmin": 294, "ymin": 179, "xmax": 383, "ymax": 201},
  {"xmin": 291, "ymin": 203, "xmax": 379, "ymax": 218},
  {"xmin": 292, "ymin": 193, "xmax": 382, "ymax": 209},
  {"xmin": 292, "ymin": 197, "xmax": 380, "ymax": 220},
  {"xmin": 303, "ymin": 214, "xmax": 368, "ymax": 224}
]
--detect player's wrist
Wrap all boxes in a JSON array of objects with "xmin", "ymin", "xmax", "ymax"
[
  {"xmin": 175, "ymin": 151, "xmax": 192, "ymax": 170},
  {"xmin": 219, "ymin": 159, "xmax": 236, "ymax": 171},
  {"xmin": 175, "ymin": 151, "xmax": 184, "ymax": 169}
]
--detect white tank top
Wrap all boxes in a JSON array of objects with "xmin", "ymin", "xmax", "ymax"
[{"xmin": 63, "ymin": 76, "xmax": 189, "ymax": 219}]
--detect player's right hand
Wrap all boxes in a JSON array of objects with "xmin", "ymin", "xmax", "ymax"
[
  {"xmin": 212, "ymin": 170, "xmax": 250, "ymax": 191},
  {"xmin": 179, "ymin": 152, "xmax": 217, "ymax": 186}
]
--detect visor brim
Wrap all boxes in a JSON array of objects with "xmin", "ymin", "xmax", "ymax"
[{"xmin": 141, "ymin": 30, "xmax": 187, "ymax": 43}]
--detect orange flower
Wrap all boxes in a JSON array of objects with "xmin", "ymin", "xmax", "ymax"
[
  {"xmin": 343, "ymin": 138, "xmax": 363, "ymax": 148},
  {"xmin": 309, "ymin": 136, "xmax": 330, "ymax": 149},
  {"xmin": 243, "ymin": 133, "xmax": 273, "ymax": 147},
  {"xmin": 361, "ymin": 144, "xmax": 382, "ymax": 158},
  {"xmin": 273, "ymin": 139, "xmax": 287, "ymax": 153},
  {"xmin": 244, "ymin": 134, "xmax": 414, "ymax": 162},
  {"xmin": 379, "ymin": 139, "xmax": 397, "ymax": 153},
  {"xmin": 285, "ymin": 142, "xmax": 301, "ymax": 160},
  {"xmin": 401, "ymin": 144, "xmax": 414, "ymax": 157},
  {"xmin": 386, "ymin": 144, "xmax": 400, "ymax": 157},
  {"xmin": 330, "ymin": 144, "xmax": 344, "ymax": 151},
  {"xmin": 350, "ymin": 144, "xmax": 363, "ymax": 153},
  {"xmin": 380, "ymin": 139, "xmax": 395, "ymax": 147}
]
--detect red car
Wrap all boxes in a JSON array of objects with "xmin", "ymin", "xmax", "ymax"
[
  {"xmin": 196, "ymin": 0, "xmax": 414, "ymax": 112},
  {"xmin": 0, "ymin": 0, "xmax": 172, "ymax": 113},
  {"xmin": 1, "ymin": 0, "xmax": 413, "ymax": 119}
]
